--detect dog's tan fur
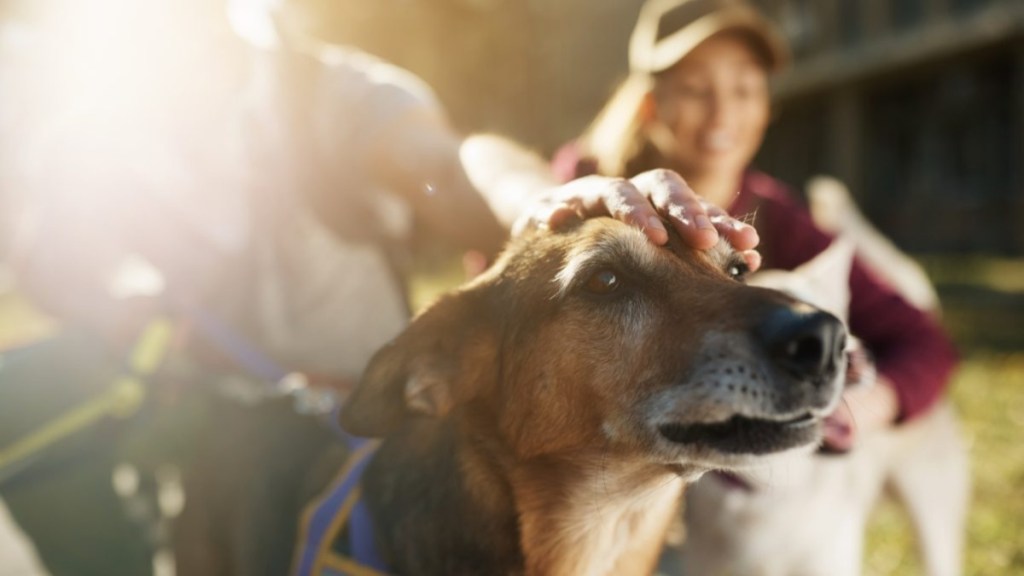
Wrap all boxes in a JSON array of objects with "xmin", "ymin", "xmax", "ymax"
[{"xmin": 341, "ymin": 217, "xmax": 847, "ymax": 575}]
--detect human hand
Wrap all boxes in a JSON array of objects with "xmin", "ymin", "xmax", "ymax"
[
  {"xmin": 514, "ymin": 169, "xmax": 761, "ymax": 271},
  {"xmin": 822, "ymin": 377, "xmax": 899, "ymax": 453}
]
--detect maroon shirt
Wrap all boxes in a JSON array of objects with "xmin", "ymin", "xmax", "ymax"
[{"xmin": 554, "ymin": 147, "xmax": 958, "ymax": 421}]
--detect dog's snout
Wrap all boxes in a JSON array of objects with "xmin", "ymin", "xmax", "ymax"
[{"xmin": 757, "ymin": 308, "xmax": 845, "ymax": 383}]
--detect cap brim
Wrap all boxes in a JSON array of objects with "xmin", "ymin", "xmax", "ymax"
[{"xmin": 629, "ymin": 7, "xmax": 790, "ymax": 74}]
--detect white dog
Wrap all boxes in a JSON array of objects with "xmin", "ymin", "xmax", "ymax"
[{"xmin": 678, "ymin": 235, "xmax": 970, "ymax": 576}]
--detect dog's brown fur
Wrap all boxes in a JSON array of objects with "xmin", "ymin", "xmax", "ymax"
[{"xmin": 341, "ymin": 217, "xmax": 846, "ymax": 576}]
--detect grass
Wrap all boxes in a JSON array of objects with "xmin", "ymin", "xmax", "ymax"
[{"xmin": 864, "ymin": 352, "xmax": 1024, "ymax": 574}]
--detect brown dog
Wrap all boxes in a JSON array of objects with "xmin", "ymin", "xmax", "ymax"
[{"xmin": 339, "ymin": 216, "xmax": 847, "ymax": 576}]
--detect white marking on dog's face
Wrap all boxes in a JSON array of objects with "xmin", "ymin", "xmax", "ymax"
[
  {"xmin": 554, "ymin": 227, "xmax": 659, "ymax": 298},
  {"xmin": 552, "ymin": 226, "xmax": 664, "ymax": 342}
]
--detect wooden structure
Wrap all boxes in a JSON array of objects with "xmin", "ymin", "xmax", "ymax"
[{"xmin": 754, "ymin": 0, "xmax": 1024, "ymax": 254}]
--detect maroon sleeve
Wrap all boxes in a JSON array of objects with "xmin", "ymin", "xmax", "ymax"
[
  {"xmin": 551, "ymin": 141, "xmax": 598, "ymax": 182},
  {"xmin": 846, "ymin": 258, "xmax": 958, "ymax": 421},
  {"xmin": 743, "ymin": 174, "xmax": 958, "ymax": 422}
]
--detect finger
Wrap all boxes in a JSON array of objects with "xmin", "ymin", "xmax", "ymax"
[
  {"xmin": 633, "ymin": 169, "xmax": 719, "ymax": 250},
  {"xmin": 666, "ymin": 201, "xmax": 719, "ymax": 250},
  {"xmin": 740, "ymin": 249, "xmax": 762, "ymax": 273},
  {"xmin": 598, "ymin": 179, "xmax": 668, "ymax": 245},
  {"xmin": 709, "ymin": 211, "xmax": 760, "ymax": 251},
  {"xmin": 546, "ymin": 202, "xmax": 583, "ymax": 230}
]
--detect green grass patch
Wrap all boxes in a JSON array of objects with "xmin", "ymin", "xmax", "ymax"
[{"xmin": 865, "ymin": 352, "xmax": 1024, "ymax": 574}]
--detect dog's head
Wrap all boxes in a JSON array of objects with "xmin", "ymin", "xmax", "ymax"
[{"xmin": 340, "ymin": 218, "xmax": 846, "ymax": 471}]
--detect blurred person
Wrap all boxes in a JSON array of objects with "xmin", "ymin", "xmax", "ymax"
[
  {"xmin": 1, "ymin": 0, "xmax": 763, "ymax": 574},
  {"xmin": 554, "ymin": 0, "xmax": 957, "ymax": 456}
]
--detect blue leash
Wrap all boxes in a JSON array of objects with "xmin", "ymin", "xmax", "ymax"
[
  {"xmin": 180, "ymin": 305, "xmax": 387, "ymax": 574},
  {"xmin": 184, "ymin": 304, "xmax": 291, "ymax": 383}
]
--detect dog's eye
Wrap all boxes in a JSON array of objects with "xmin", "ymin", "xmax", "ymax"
[
  {"xmin": 583, "ymin": 269, "xmax": 619, "ymax": 295},
  {"xmin": 727, "ymin": 261, "xmax": 750, "ymax": 282}
]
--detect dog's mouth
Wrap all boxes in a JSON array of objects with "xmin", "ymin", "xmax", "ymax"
[{"xmin": 657, "ymin": 413, "xmax": 818, "ymax": 455}]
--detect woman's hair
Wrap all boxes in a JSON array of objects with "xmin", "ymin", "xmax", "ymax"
[{"xmin": 577, "ymin": 74, "xmax": 655, "ymax": 179}]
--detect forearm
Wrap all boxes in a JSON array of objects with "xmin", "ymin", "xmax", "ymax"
[
  {"xmin": 458, "ymin": 134, "xmax": 559, "ymax": 230},
  {"xmin": 850, "ymin": 266, "xmax": 959, "ymax": 422},
  {"xmin": 874, "ymin": 324, "xmax": 958, "ymax": 421}
]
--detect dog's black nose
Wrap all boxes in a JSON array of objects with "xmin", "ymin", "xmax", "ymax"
[{"xmin": 757, "ymin": 308, "xmax": 845, "ymax": 383}]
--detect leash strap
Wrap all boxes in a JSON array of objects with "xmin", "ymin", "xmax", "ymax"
[
  {"xmin": 183, "ymin": 305, "xmax": 291, "ymax": 383},
  {"xmin": 0, "ymin": 318, "xmax": 173, "ymax": 479},
  {"xmin": 182, "ymin": 306, "xmax": 389, "ymax": 574},
  {"xmin": 293, "ymin": 439, "xmax": 389, "ymax": 576}
]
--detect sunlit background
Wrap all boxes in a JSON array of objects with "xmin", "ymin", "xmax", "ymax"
[{"xmin": 1, "ymin": 0, "xmax": 1023, "ymax": 574}]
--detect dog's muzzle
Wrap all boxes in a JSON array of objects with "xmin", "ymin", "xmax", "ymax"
[{"xmin": 653, "ymin": 306, "xmax": 846, "ymax": 456}]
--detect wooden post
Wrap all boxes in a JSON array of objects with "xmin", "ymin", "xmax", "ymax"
[
  {"xmin": 1013, "ymin": 38, "xmax": 1024, "ymax": 252},
  {"xmin": 826, "ymin": 90, "xmax": 864, "ymax": 198},
  {"xmin": 863, "ymin": 0, "xmax": 889, "ymax": 39},
  {"xmin": 816, "ymin": 0, "xmax": 840, "ymax": 52},
  {"xmin": 925, "ymin": 0, "xmax": 949, "ymax": 23}
]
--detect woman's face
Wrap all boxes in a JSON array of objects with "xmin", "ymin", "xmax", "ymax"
[{"xmin": 653, "ymin": 32, "xmax": 771, "ymax": 180}]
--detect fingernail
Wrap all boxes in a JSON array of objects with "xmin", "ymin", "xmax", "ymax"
[
  {"xmin": 695, "ymin": 215, "xmax": 713, "ymax": 230},
  {"xmin": 647, "ymin": 216, "xmax": 665, "ymax": 231}
]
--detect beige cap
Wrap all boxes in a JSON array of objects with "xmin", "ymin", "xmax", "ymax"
[{"xmin": 628, "ymin": 0, "xmax": 789, "ymax": 74}]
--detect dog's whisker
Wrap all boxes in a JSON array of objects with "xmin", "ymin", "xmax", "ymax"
[{"xmin": 738, "ymin": 209, "xmax": 758, "ymax": 226}]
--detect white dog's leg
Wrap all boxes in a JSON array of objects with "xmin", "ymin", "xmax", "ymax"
[{"xmin": 886, "ymin": 403, "xmax": 970, "ymax": 576}]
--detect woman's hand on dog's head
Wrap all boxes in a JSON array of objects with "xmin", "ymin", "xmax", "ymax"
[{"xmin": 515, "ymin": 169, "xmax": 762, "ymax": 272}]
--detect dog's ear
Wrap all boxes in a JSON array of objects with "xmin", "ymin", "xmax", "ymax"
[
  {"xmin": 339, "ymin": 287, "xmax": 497, "ymax": 437},
  {"xmin": 794, "ymin": 239, "xmax": 855, "ymax": 319},
  {"xmin": 748, "ymin": 239, "xmax": 855, "ymax": 321}
]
